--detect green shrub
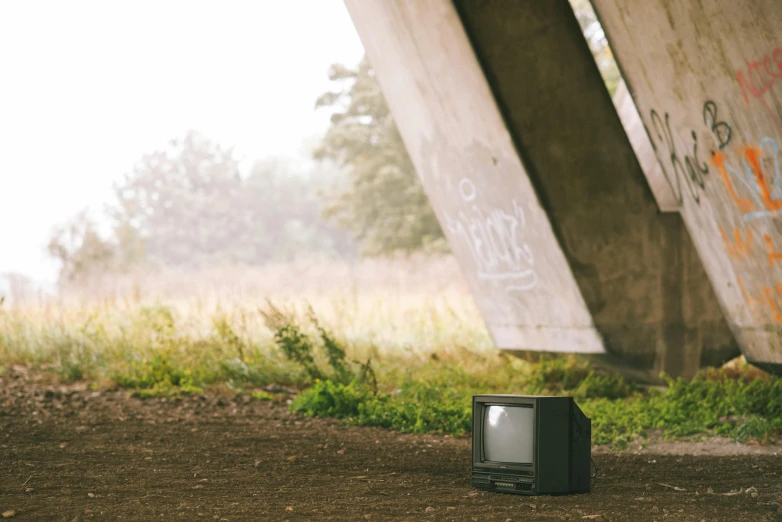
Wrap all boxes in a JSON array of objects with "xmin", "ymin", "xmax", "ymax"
[
  {"xmin": 261, "ymin": 301, "xmax": 362, "ymax": 385},
  {"xmin": 581, "ymin": 373, "xmax": 782, "ymax": 447},
  {"xmin": 525, "ymin": 356, "xmax": 592, "ymax": 392},
  {"xmin": 524, "ymin": 355, "xmax": 636, "ymax": 399},
  {"xmin": 291, "ymin": 378, "xmax": 472, "ymax": 436},
  {"xmin": 291, "ymin": 379, "xmax": 374, "ymax": 418},
  {"xmin": 290, "ymin": 343, "xmax": 782, "ymax": 447},
  {"xmin": 112, "ymin": 352, "xmax": 203, "ymax": 396}
]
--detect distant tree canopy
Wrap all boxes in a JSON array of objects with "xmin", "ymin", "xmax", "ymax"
[
  {"xmin": 313, "ymin": 58, "xmax": 447, "ymax": 256},
  {"xmin": 49, "ymin": 131, "xmax": 356, "ymax": 283},
  {"xmin": 48, "ymin": 210, "xmax": 125, "ymax": 283}
]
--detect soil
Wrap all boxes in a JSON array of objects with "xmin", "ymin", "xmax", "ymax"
[{"xmin": 1, "ymin": 370, "xmax": 781, "ymax": 521}]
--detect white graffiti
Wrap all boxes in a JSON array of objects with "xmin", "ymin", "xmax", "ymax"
[
  {"xmin": 444, "ymin": 178, "xmax": 538, "ymax": 297},
  {"xmin": 458, "ymin": 178, "xmax": 477, "ymax": 202}
]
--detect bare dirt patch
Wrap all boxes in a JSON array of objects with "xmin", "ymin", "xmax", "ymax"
[{"xmin": 1, "ymin": 373, "xmax": 781, "ymax": 521}]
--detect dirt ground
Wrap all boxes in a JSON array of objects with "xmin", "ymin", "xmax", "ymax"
[{"xmin": 1, "ymin": 370, "xmax": 781, "ymax": 521}]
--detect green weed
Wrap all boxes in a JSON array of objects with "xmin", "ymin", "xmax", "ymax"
[{"xmin": 284, "ymin": 317, "xmax": 782, "ymax": 446}]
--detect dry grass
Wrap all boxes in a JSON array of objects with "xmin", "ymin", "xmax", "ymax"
[
  {"xmin": 0, "ymin": 256, "xmax": 499, "ymax": 387},
  {"xmin": 51, "ymin": 255, "xmax": 469, "ymax": 302}
]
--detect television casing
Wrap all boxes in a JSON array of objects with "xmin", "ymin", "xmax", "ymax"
[{"xmin": 471, "ymin": 395, "xmax": 591, "ymax": 495}]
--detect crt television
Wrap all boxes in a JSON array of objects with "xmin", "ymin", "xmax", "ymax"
[{"xmin": 472, "ymin": 395, "xmax": 591, "ymax": 495}]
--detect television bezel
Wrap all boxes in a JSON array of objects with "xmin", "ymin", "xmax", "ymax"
[{"xmin": 472, "ymin": 395, "xmax": 537, "ymax": 472}]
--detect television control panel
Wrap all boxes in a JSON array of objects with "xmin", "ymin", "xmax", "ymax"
[{"xmin": 471, "ymin": 468, "xmax": 535, "ymax": 494}]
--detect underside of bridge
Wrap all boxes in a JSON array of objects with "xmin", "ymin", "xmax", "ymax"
[{"xmin": 344, "ymin": 0, "xmax": 782, "ymax": 378}]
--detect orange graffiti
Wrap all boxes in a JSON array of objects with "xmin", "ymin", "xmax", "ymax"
[
  {"xmin": 744, "ymin": 146, "xmax": 782, "ymax": 212},
  {"xmin": 720, "ymin": 225, "xmax": 782, "ymax": 266},
  {"xmin": 720, "ymin": 227, "xmax": 753, "ymax": 258},
  {"xmin": 739, "ymin": 277, "xmax": 782, "ymax": 323},
  {"xmin": 711, "ymin": 151, "xmax": 755, "ymax": 213},
  {"xmin": 764, "ymin": 233, "xmax": 782, "ymax": 266},
  {"xmin": 763, "ymin": 286, "xmax": 782, "ymax": 323},
  {"xmin": 739, "ymin": 276, "xmax": 759, "ymax": 305}
]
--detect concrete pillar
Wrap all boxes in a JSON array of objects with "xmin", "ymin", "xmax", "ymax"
[
  {"xmin": 344, "ymin": 0, "xmax": 738, "ymax": 378},
  {"xmin": 591, "ymin": 0, "xmax": 782, "ymax": 373}
]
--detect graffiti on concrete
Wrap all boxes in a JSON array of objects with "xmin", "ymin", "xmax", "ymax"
[
  {"xmin": 444, "ymin": 177, "xmax": 536, "ymax": 288},
  {"xmin": 719, "ymin": 225, "xmax": 782, "ymax": 266},
  {"xmin": 712, "ymin": 137, "xmax": 782, "ymax": 221},
  {"xmin": 703, "ymin": 100, "xmax": 733, "ymax": 151},
  {"xmin": 644, "ymin": 100, "xmax": 737, "ymax": 206},
  {"xmin": 714, "ymin": 138, "xmax": 782, "ymax": 322},
  {"xmin": 645, "ymin": 109, "xmax": 710, "ymax": 205},
  {"xmin": 720, "ymin": 227, "xmax": 753, "ymax": 259},
  {"xmin": 645, "ymin": 86, "xmax": 782, "ymax": 324},
  {"xmin": 738, "ymin": 276, "xmax": 782, "ymax": 324},
  {"xmin": 737, "ymin": 48, "xmax": 782, "ymax": 134},
  {"xmin": 725, "ymin": 227, "xmax": 782, "ymax": 323},
  {"xmin": 633, "ymin": 47, "xmax": 782, "ymax": 327},
  {"xmin": 443, "ymin": 177, "xmax": 537, "ymax": 316}
]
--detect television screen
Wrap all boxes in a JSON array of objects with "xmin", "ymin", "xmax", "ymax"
[
  {"xmin": 472, "ymin": 395, "xmax": 591, "ymax": 495},
  {"xmin": 483, "ymin": 405, "xmax": 534, "ymax": 464}
]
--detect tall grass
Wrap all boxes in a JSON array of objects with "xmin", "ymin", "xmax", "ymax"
[
  {"xmin": 2, "ymin": 256, "xmax": 781, "ymax": 447},
  {"xmin": 0, "ymin": 257, "xmax": 493, "ymax": 389}
]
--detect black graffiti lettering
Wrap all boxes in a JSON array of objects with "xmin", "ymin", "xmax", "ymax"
[
  {"xmin": 686, "ymin": 130, "xmax": 709, "ymax": 190},
  {"xmin": 645, "ymin": 115, "xmax": 682, "ymax": 204},
  {"xmin": 703, "ymin": 100, "xmax": 732, "ymax": 150},
  {"xmin": 649, "ymin": 109, "xmax": 703, "ymax": 205}
]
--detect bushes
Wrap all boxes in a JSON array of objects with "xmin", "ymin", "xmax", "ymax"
[
  {"xmin": 271, "ymin": 308, "xmax": 782, "ymax": 446},
  {"xmin": 291, "ymin": 366, "xmax": 782, "ymax": 446},
  {"xmin": 112, "ymin": 352, "xmax": 204, "ymax": 397},
  {"xmin": 261, "ymin": 301, "xmax": 375, "ymax": 387},
  {"xmin": 292, "ymin": 380, "xmax": 373, "ymax": 418},
  {"xmin": 264, "ymin": 302, "xmax": 472, "ymax": 435},
  {"xmin": 583, "ymin": 372, "xmax": 782, "ymax": 446},
  {"xmin": 291, "ymin": 379, "xmax": 472, "ymax": 435},
  {"xmin": 524, "ymin": 356, "xmax": 636, "ymax": 399}
]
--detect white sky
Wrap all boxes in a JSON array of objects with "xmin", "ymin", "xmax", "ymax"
[{"xmin": 0, "ymin": 0, "xmax": 364, "ymax": 283}]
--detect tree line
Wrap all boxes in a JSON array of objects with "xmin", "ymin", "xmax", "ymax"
[{"xmin": 49, "ymin": 58, "xmax": 446, "ymax": 284}]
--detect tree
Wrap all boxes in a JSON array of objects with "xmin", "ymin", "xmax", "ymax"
[
  {"xmin": 242, "ymin": 157, "xmax": 357, "ymax": 263},
  {"xmin": 313, "ymin": 58, "xmax": 447, "ymax": 256},
  {"xmin": 112, "ymin": 131, "xmax": 357, "ymax": 267},
  {"xmin": 0, "ymin": 272, "xmax": 37, "ymax": 305},
  {"xmin": 113, "ymin": 131, "xmax": 250, "ymax": 267},
  {"xmin": 47, "ymin": 210, "xmax": 118, "ymax": 282},
  {"xmin": 48, "ymin": 131, "xmax": 357, "ymax": 282}
]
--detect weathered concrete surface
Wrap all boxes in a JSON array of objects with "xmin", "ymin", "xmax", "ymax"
[
  {"xmin": 343, "ymin": 0, "xmax": 604, "ymax": 356},
  {"xmin": 344, "ymin": 0, "xmax": 739, "ymax": 378},
  {"xmin": 592, "ymin": 0, "xmax": 782, "ymax": 372}
]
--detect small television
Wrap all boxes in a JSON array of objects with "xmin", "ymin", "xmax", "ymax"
[{"xmin": 472, "ymin": 395, "xmax": 591, "ymax": 495}]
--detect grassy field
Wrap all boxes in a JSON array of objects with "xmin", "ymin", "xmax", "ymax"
[{"xmin": 1, "ymin": 257, "xmax": 781, "ymax": 448}]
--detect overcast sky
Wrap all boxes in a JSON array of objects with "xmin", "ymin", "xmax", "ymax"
[{"xmin": 0, "ymin": 0, "xmax": 364, "ymax": 283}]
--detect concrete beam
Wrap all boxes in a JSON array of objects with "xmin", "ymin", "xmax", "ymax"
[
  {"xmin": 344, "ymin": 0, "xmax": 738, "ymax": 377},
  {"xmin": 592, "ymin": 0, "xmax": 782, "ymax": 372},
  {"xmin": 343, "ymin": 0, "xmax": 604, "ymax": 355}
]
